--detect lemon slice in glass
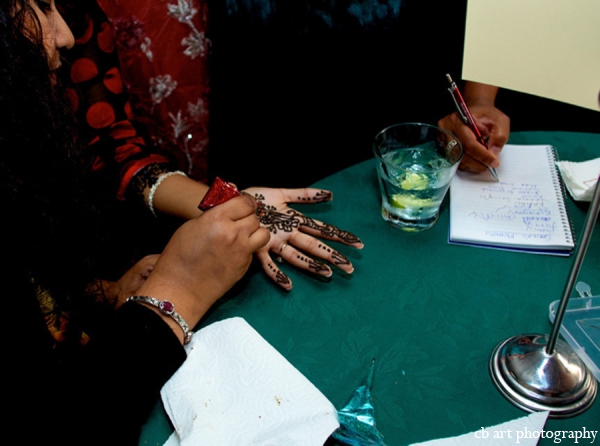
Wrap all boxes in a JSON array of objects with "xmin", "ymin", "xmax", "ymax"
[
  {"xmin": 400, "ymin": 172, "xmax": 428, "ymax": 190},
  {"xmin": 390, "ymin": 194, "xmax": 435, "ymax": 210}
]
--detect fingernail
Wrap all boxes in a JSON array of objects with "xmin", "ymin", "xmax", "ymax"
[{"xmin": 490, "ymin": 145, "xmax": 502, "ymax": 156}]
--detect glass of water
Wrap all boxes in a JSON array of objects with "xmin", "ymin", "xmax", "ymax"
[{"xmin": 373, "ymin": 123, "xmax": 463, "ymax": 231}]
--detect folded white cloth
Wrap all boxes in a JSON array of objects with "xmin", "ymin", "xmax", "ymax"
[
  {"xmin": 161, "ymin": 317, "xmax": 340, "ymax": 446},
  {"xmin": 410, "ymin": 411, "xmax": 549, "ymax": 446},
  {"xmin": 556, "ymin": 158, "xmax": 600, "ymax": 202}
]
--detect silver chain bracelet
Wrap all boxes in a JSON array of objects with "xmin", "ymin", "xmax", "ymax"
[{"xmin": 127, "ymin": 295, "xmax": 193, "ymax": 344}]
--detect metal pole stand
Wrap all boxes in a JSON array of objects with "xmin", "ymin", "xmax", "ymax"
[{"xmin": 490, "ymin": 175, "xmax": 600, "ymax": 418}]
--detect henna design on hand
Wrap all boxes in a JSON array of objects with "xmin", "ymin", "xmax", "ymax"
[
  {"xmin": 318, "ymin": 243, "xmax": 350, "ymax": 267},
  {"xmin": 296, "ymin": 254, "xmax": 330, "ymax": 274},
  {"xmin": 266, "ymin": 262, "xmax": 291, "ymax": 285},
  {"xmin": 331, "ymin": 250, "xmax": 350, "ymax": 266},
  {"xmin": 290, "ymin": 210, "xmax": 361, "ymax": 245},
  {"xmin": 252, "ymin": 192, "xmax": 361, "ymax": 259},
  {"xmin": 255, "ymin": 201, "xmax": 299, "ymax": 233},
  {"xmin": 252, "ymin": 194, "xmax": 279, "ymax": 221},
  {"xmin": 296, "ymin": 190, "xmax": 332, "ymax": 203},
  {"xmin": 276, "ymin": 270, "xmax": 291, "ymax": 285},
  {"xmin": 255, "ymin": 202, "xmax": 360, "ymax": 246}
]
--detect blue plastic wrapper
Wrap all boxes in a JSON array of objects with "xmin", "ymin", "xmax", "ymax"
[{"xmin": 329, "ymin": 359, "xmax": 387, "ymax": 446}]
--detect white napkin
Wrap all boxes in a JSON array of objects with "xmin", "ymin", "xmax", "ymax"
[
  {"xmin": 410, "ymin": 411, "xmax": 549, "ymax": 446},
  {"xmin": 556, "ymin": 158, "xmax": 600, "ymax": 201},
  {"xmin": 160, "ymin": 317, "xmax": 340, "ymax": 446}
]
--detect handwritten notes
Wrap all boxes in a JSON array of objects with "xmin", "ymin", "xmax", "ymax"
[{"xmin": 449, "ymin": 145, "xmax": 574, "ymax": 256}]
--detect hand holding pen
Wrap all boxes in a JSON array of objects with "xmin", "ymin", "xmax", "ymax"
[{"xmin": 441, "ymin": 75, "xmax": 510, "ymax": 179}]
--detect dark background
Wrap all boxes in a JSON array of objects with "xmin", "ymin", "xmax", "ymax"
[
  {"xmin": 205, "ymin": 0, "xmax": 599, "ymax": 189},
  {"xmin": 495, "ymin": 89, "xmax": 598, "ymax": 134}
]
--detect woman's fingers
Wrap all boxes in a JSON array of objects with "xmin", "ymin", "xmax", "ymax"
[
  {"xmin": 262, "ymin": 228, "xmax": 354, "ymax": 279},
  {"xmin": 279, "ymin": 188, "xmax": 333, "ymax": 205},
  {"xmin": 256, "ymin": 229, "xmax": 357, "ymax": 290},
  {"xmin": 283, "ymin": 232, "xmax": 354, "ymax": 273},
  {"xmin": 241, "ymin": 187, "xmax": 363, "ymax": 289},
  {"xmin": 273, "ymin": 236, "xmax": 334, "ymax": 277},
  {"xmin": 255, "ymin": 248, "xmax": 293, "ymax": 290},
  {"xmin": 293, "ymin": 211, "xmax": 363, "ymax": 248},
  {"xmin": 259, "ymin": 207, "xmax": 362, "ymax": 248}
]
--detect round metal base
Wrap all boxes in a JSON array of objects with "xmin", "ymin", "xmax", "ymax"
[{"xmin": 490, "ymin": 334, "xmax": 597, "ymax": 418}]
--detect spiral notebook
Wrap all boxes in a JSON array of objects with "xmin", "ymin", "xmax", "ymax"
[{"xmin": 449, "ymin": 144, "xmax": 575, "ymax": 256}]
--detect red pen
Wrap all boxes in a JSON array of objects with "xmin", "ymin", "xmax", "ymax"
[{"xmin": 446, "ymin": 74, "xmax": 499, "ymax": 181}]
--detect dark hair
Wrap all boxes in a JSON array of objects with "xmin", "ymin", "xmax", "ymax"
[{"xmin": 1, "ymin": 0, "xmax": 116, "ymax": 334}]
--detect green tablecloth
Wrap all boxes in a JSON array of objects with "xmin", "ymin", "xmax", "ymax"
[{"xmin": 140, "ymin": 131, "xmax": 599, "ymax": 445}]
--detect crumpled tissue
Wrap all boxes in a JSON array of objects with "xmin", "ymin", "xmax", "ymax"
[
  {"xmin": 160, "ymin": 317, "xmax": 339, "ymax": 446},
  {"xmin": 556, "ymin": 158, "xmax": 600, "ymax": 202}
]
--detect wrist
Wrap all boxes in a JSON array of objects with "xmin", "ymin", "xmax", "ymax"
[
  {"xmin": 463, "ymin": 82, "xmax": 498, "ymax": 107},
  {"xmin": 147, "ymin": 171, "xmax": 188, "ymax": 218},
  {"xmin": 136, "ymin": 278, "xmax": 210, "ymax": 328},
  {"xmin": 146, "ymin": 174, "xmax": 208, "ymax": 220},
  {"xmin": 127, "ymin": 295, "xmax": 193, "ymax": 344}
]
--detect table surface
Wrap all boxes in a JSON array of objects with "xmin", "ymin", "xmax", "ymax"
[{"xmin": 140, "ymin": 131, "xmax": 600, "ymax": 445}]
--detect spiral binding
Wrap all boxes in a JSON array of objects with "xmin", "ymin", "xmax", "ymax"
[{"xmin": 547, "ymin": 146, "xmax": 576, "ymax": 247}]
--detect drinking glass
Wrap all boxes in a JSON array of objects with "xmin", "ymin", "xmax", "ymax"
[{"xmin": 373, "ymin": 123, "xmax": 463, "ymax": 231}]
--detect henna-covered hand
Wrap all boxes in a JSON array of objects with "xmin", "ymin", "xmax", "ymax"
[{"xmin": 242, "ymin": 187, "xmax": 363, "ymax": 290}]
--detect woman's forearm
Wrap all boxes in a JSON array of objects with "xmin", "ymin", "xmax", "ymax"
[
  {"xmin": 463, "ymin": 81, "xmax": 499, "ymax": 107},
  {"xmin": 144, "ymin": 174, "xmax": 208, "ymax": 220}
]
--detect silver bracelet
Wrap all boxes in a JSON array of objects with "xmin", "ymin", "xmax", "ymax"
[
  {"xmin": 147, "ymin": 170, "xmax": 187, "ymax": 218},
  {"xmin": 127, "ymin": 295, "xmax": 193, "ymax": 344}
]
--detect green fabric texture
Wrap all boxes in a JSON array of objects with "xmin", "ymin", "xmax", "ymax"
[{"xmin": 140, "ymin": 131, "xmax": 599, "ymax": 445}]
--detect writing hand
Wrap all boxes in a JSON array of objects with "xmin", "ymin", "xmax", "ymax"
[{"xmin": 438, "ymin": 103, "xmax": 510, "ymax": 173}]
